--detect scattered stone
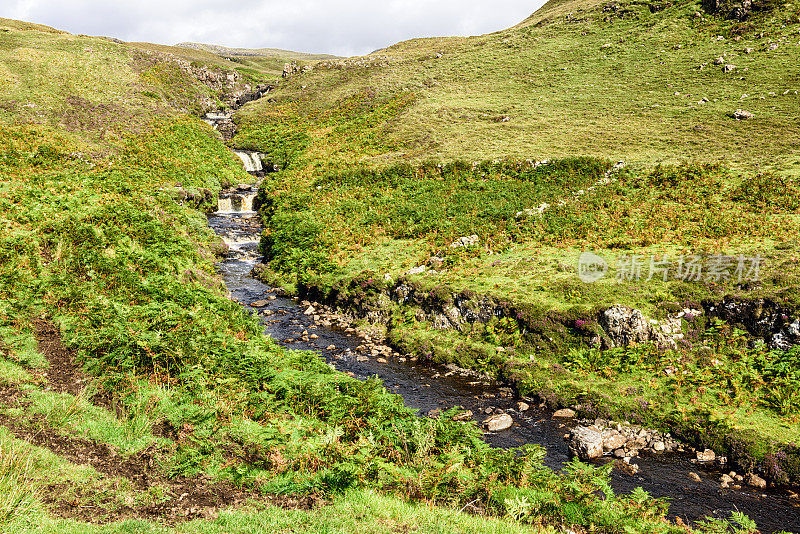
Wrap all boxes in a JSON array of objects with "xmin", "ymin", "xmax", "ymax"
[
  {"xmin": 614, "ymin": 459, "xmax": 639, "ymax": 476},
  {"xmin": 376, "ymin": 358, "xmax": 388, "ymax": 364},
  {"xmin": 747, "ymin": 473, "xmax": 767, "ymax": 489},
  {"xmin": 309, "ymin": 334, "xmax": 318, "ymax": 340},
  {"xmin": 744, "ymin": 47, "xmax": 754, "ymax": 54},
  {"xmin": 697, "ymin": 449, "xmax": 716, "ymax": 462},
  {"xmin": 450, "ymin": 235, "xmax": 479, "ymax": 249},
  {"xmin": 483, "ymin": 413, "xmax": 513, "ymax": 432},
  {"xmin": 732, "ymin": 109, "xmax": 755, "ymax": 120},
  {"xmin": 326, "ymin": 345, "xmax": 336, "ymax": 350},
  {"xmin": 516, "ymin": 401, "xmax": 530, "ymax": 412},
  {"xmin": 720, "ymin": 474, "xmax": 734, "ymax": 484},
  {"xmin": 722, "ymin": 64, "xmax": 737, "ymax": 73},
  {"xmin": 405, "ymin": 265, "xmax": 426, "ymax": 275},
  {"xmin": 453, "ymin": 410, "xmax": 473, "ymax": 421},
  {"xmin": 570, "ymin": 426, "xmax": 604, "ymax": 460},
  {"xmin": 689, "ymin": 472, "xmax": 702, "ymax": 482},
  {"xmin": 250, "ymin": 300, "xmax": 269, "ymax": 307},
  {"xmin": 652, "ymin": 441, "xmax": 666, "ymax": 452},
  {"xmin": 553, "ymin": 408, "xmax": 576, "ymax": 418},
  {"xmin": 356, "ymin": 355, "xmax": 369, "ymax": 362},
  {"xmin": 713, "ymin": 56, "xmax": 725, "ymax": 65},
  {"xmin": 428, "ymin": 409, "xmax": 442, "ymax": 418},
  {"xmin": 602, "ymin": 431, "xmax": 627, "ymax": 451}
]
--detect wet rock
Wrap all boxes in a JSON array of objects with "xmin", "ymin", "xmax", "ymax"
[
  {"xmin": 689, "ymin": 472, "xmax": 702, "ymax": 482},
  {"xmin": 376, "ymin": 358, "xmax": 387, "ymax": 364},
  {"xmin": 747, "ymin": 473, "xmax": 767, "ymax": 489},
  {"xmin": 452, "ymin": 410, "xmax": 473, "ymax": 421},
  {"xmin": 326, "ymin": 344, "xmax": 336, "ymax": 350},
  {"xmin": 250, "ymin": 300, "xmax": 269, "ymax": 307},
  {"xmin": 483, "ymin": 413, "xmax": 513, "ymax": 432},
  {"xmin": 516, "ymin": 401, "xmax": 530, "ymax": 412},
  {"xmin": 697, "ymin": 449, "xmax": 716, "ymax": 462},
  {"xmin": 428, "ymin": 409, "xmax": 442, "ymax": 418},
  {"xmin": 614, "ymin": 459, "xmax": 639, "ymax": 476},
  {"xmin": 570, "ymin": 426, "xmax": 604, "ymax": 460},
  {"xmin": 553, "ymin": 408, "xmax": 576, "ymax": 418},
  {"xmin": 603, "ymin": 431, "xmax": 627, "ymax": 451},
  {"xmin": 721, "ymin": 474, "xmax": 734, "ymax": 484},
  {"xmin": 652, "ymin": 441, "xmax": 666, "ymax": 452}
]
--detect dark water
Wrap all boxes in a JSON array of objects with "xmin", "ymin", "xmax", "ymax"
[{"xmin": 208, "ymin": 201, "xmax": 800, "ymax": 533}]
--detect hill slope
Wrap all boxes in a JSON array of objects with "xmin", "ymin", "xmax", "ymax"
[
  {"xmin": 236, "ymin": 0, "xmax": 800, "ymax": 490},
  {"xmin": 0, "ymin": 14, "xmax": 693, "ymax": 534}
]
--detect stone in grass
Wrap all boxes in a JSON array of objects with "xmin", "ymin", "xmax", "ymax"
[
  {"xmin": 722, "ymin": 64, "xmax": 737, "ymax": 73},
  {"xmin": 732, "ymin": 109, "xmax": 755, "ymax": 120},
  {"xmin": 483, "ymin": 413, "xmax": 513, "ymax": 432},
  {"xmin": 570, "ymin": 426, "xmax": 603, "ymax": 460}
]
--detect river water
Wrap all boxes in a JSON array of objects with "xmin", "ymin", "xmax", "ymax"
[{"xmin": 208, "ymin": 186, "xmax": 800, "ymax": 533}]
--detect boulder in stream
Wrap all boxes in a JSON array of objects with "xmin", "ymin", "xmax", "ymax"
[
  {"xmin": 483, "ymin": 413, "xmax": 513, "ymax": 432},
  {"xmin": 570, "ymin": 426, "xmax": 604, "ymax": 460}
]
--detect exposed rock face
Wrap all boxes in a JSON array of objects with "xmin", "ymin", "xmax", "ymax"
[
  {"xmin": 283, "ymin": 61, "xmax": 299, "ymax": 78},
  {"xmin": 702, "ymin": 0, "xmax": 754, "ymax": 20},
  {"xmin": 705, "ymin": 297, "xmax": 800, "ymax": 349},
  {"xmin": 598, "ymin": 305, "xmax": 686, "ymax": 349},
  {"xmin": 570, "ymin": 426, "xmax": 604, "ymax": 460},
  {"xmin": 599, "ymin": 306, "xmax": 651, "ymax": 347}
]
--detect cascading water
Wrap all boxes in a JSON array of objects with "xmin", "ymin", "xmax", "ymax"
[
  {"xmin": 216, "ymin": 191, "xmax": 257, "ymax": 214},
  {"xmin": 234, "ymin": 151, "xmax": 263, "ymax": 173},
  {"xmin": 202, "ymin": 106, "xmax": 800, "ymax": 534}
]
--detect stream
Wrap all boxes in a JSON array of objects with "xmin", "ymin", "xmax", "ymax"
[{"xmin": 208, "ymin": 184, "xmax": 800, "ymax": 533}]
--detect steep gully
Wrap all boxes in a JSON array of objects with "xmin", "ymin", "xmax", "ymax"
[{"xmin": 202, "ymin": 107, "xmax": 800, "ymax": 532}]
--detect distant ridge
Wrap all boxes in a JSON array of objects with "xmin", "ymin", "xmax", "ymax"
[{"xmin": 176, "ymin": 42, "xmax": 339, "ymax": 60}]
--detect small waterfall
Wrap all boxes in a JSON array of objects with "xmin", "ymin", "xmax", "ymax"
[
  {"xmin": 216, "ymin": 192, "xmax": 257, "ymax": 214},
  {"xmin": 234, "ymin": 151, "xmax": 263, "ymax": 173}
]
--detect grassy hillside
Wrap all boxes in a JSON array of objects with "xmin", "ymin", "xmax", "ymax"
[
  {"xmin": 236, "ymin": 0, "xmax": 800, "ymax": 487},
  {"xmin": 0, "ymin": 16, "xmax": 698, "ymax": 534}
]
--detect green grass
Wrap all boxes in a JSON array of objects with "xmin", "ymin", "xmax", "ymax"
[
  {"xmin": 0, "ymin": 15, "xmax": 700, "ymax": 533},
  {"xmin": 234, "ymin": 0, "xmax": 800, "ymax": 492}
]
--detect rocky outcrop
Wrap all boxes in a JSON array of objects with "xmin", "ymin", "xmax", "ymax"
[
  {"xmin": 702, "ymin": 0, "xmax": 753, "ymax": 20},
  {"xmin": 704, "ymin": 296, "xmax": 800, "ymax": 349},
  {"xmin": 598, "ymin": 305, "xmax": 685, "ymax": 349}
]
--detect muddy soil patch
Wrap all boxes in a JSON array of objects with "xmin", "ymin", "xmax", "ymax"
[{"xmin": 0, "ymin": 410, "xmax": 320, "ymax": 524}]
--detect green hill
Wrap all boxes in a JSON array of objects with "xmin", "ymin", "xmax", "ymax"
[
  {"xmin": 0, "ymin": 13, "xmax": 696, "ymax": 534},
  {"xmin": 235, "ymin": 0, "xmax": 800, "ymax": 488}
]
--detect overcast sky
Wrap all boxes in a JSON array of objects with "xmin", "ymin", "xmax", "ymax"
[{"xmin": 4, "ymin": 1, "xmax": 546, "ymax": 56}]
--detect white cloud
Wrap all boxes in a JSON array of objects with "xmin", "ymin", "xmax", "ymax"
[{"xmin": 2, "ymin": 0, "xmax": 545, "ymax": 56}]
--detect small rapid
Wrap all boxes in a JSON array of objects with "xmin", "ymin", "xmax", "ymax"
[{"xmin": 207, "ymin": 183, "xmax": 800, "ymax": 533}]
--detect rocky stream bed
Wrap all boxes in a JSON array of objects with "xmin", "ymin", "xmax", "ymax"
[{"xmin": 207, "ymin": 186, "xmax": 800, "ymax": 532}]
